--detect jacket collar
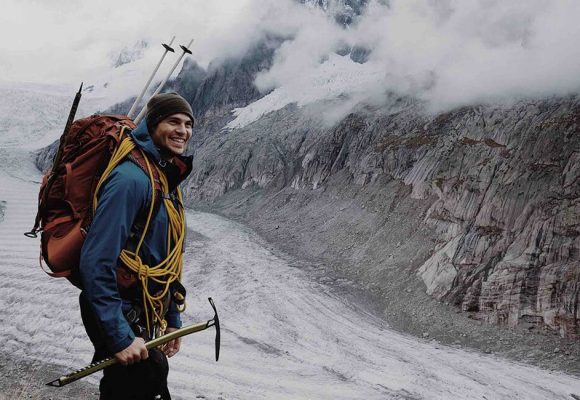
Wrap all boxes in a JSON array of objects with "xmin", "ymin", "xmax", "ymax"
[{"xmin": 129, "ymin": 119, "xmax": 193, "ymax": 191}]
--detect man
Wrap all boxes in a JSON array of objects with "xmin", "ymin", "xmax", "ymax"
[{"xmin": 79, "ymin": 93, "xmax": 194, "ymax": 400}]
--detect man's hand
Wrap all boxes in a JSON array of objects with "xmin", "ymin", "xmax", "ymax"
[
  {"xmin": 114, "ymin": 337, "xmax": 148, "ymax": 366},
  {"xmin": 162, "ymin": 327, "xmax": 181, "ymax": 358}
]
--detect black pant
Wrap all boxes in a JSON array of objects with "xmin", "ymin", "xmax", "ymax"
[
  {"xmin": 98, "ymin": 348, "xmax": 170, "ymax": 400},
  {"xmin": 79, "ymin": 294, "xmax": 171, "ymax": 400}
]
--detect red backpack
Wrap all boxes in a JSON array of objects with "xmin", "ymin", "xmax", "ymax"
[{"xmin": 26, "ymin": 115, "xmax": 160, "ymax": 287}]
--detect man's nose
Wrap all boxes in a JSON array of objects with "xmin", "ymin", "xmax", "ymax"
[{"xmin": 175, "ymin": 123, "xmax": 188, "ymax": 134}]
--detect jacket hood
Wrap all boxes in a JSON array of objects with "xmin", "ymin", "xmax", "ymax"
[{"xmin": 129, "ymin": 118, "xmax": 163, "ymax": 162}]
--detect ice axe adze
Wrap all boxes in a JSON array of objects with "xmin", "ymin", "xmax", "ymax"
[{"xmin": 46, "ymin": 297, "xmax": 220, "ymax": 388}]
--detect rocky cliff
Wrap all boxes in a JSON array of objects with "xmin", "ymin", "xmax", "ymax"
[{"xmin": 182, "ymin": 95, "xmax": 580, "ymax": 339}]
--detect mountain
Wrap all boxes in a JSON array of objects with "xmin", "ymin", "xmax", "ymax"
[
  {"xmin": 177, "ymin": 91, "xmax": 580, "ymax": 341},
  {"xmin": 113, "ymin": 40, "xmax": 149, "ymax": 68},
  {"xmin": 35, "ymin": 1, "xmax": 579, "ymax": 342},
  {"xmin": 159, "ymin": 6, "xmax": 578, "ymax": 339},
  {"xmin": 0, "ymin": 82, "xmax": 103, "ymax": 153}
]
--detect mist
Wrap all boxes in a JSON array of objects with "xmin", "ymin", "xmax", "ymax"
[
  {"xmin": 2, "ymin": 0, "xmax": 580, "ymax": 115},
  {"xmin": 252, "ymin": 0, "xmax": 580, "ymax": 118}
]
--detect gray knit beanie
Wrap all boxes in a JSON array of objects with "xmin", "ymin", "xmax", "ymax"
[{"xmin": 146, "ymin": 92, "xmax": 194, "ymax": 130}]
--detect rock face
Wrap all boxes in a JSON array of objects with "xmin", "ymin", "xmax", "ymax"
[
  {"xmin": 409, "ymin": 101, "xmax": 580, "ymax": 338},
  {"xmin": 183, "ymin": 96, "xmax": 580, "ymax": 339}
]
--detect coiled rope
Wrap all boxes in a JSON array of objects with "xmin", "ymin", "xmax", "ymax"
[{"xmin": 93, "ymin": 127, "xmax": 185, "ymax": 337}]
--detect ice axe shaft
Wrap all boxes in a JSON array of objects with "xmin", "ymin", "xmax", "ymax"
[
  {"xmin": 46, "ymin": 297, "xmax": 220, "ymax": 388},
  {"xmin": 127, "ymin": 36, "xmax": 176, "ymax": 119},
  {"xmin": 133, "ymin": 39, "xmax": 194, "ymax": 125}
]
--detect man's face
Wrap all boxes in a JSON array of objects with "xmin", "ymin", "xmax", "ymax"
[{"xmin": 151, "ymin": 113, "xmax": 193, "ymax": 158}]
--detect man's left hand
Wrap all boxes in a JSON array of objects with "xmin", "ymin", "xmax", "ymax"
[{"xmin": 163, "ymin": 327, "xmax": 181, "ymax": 358}]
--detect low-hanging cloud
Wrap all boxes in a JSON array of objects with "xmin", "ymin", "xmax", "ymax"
[
  {"xmin": 2, "ymin": 0, "xmax": 580, "ymax": 116},
  {"xmin": 251, "ymin": 0, "xmax": 580, "ymax": 119},
  {"xmin": 0, "ymin": 0, "xmax": 296, "ymax": 98},
  {"xmin": 0, "ymin": 1, "xmax": 309, "ymax": 109}
]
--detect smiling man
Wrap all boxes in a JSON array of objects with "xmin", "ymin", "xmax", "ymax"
[{"xmin": 79, "ymin": 93, "xmax": 194, "ymax": 400}]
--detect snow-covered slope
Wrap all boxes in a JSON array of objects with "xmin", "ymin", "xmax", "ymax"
[
  {"xmin": 0, "ymin": 80, "xmax": 136, "ymax": 150},
  {"xmin": 227, "ymin": 53, "xmax": 384, "ymax": 129}
]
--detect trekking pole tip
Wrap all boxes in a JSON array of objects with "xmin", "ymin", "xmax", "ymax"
[{"xmin": 78, "ymin": 82, "xmax": 83, "ymax": 93}]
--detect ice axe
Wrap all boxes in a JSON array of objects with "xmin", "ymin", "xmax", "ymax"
[{"xmin": 46, "ymin": 297, "xmax": 220, "ymax": 388}]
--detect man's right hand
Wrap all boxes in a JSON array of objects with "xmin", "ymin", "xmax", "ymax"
[{"xmin": 114, "ymin": 337, "xmax": 148, "ymax": 366}]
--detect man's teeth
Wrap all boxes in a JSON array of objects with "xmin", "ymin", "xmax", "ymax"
[{"xmin": 170, "ymin": 138, "xmax": 185, "ymax": 143}]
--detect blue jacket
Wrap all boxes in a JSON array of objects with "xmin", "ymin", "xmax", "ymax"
[{"xmin": 79, "ymin": 119, "xmax": 192, "ymax": 354}]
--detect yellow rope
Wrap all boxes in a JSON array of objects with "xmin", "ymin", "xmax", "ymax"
[{"xmin": 93, "ymin": 127, "xmax": 185, "ymax": 337}]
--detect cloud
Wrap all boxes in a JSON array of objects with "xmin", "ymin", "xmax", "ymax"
[
  {"xmin": 0, "ymin": 0, "xmax": 308, "ymax": 106},
  {"xmin": 373, "ymin": 0, "xmax": 580, "ymax": 110},
  {"xmin": 250, "ymin": 0, "xmax": 580, "ymax": 118},
  {"xmin": 0, "ymin": 0, "xmax": 286, "ymax": 83},
  {"xmin": 2, "ymin": 0, "xmax": 580, "ymax": 116}
]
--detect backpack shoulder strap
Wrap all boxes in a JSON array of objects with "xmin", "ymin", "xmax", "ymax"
[
  {"xmin": 126, "ymin": 148, "xmax": 163, "ymax": 193},
  {"xmin": 125, "ymin": 148, "xmax": 164, "ymax": 249}
]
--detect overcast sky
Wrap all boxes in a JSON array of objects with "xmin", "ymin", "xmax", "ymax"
[
  {"xmin": 2, "ymin": 0, "xmax": 580, "ymax": 112},
  {"xmin": 0, "ymin": 0, "xmax": 274, "ymax": 84}
]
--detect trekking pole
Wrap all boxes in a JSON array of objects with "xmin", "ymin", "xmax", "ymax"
[
  {"xmin": 24, "ymin": 82, "xmax": 83, "ymax": 238},
  {"xmin": 46, "ymin": 298, "xmax": 220, "ymax": 388},
  {"xmin": 127, "ymin": 36, "xmax": 176, "ymax": 119},
  {"xmin": 133, "ymin": 39, "xmax": 194, "ymax": 125}
]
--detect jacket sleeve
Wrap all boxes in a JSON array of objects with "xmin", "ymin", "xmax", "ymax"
[{"xmin": 79, "ymin": 165, "xmax": 149, "ymax": 354}]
